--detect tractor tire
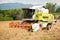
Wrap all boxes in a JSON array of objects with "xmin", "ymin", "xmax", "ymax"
[{"xmin": 47, "ymin": 24, "xmax": 52, "ymax": 30}]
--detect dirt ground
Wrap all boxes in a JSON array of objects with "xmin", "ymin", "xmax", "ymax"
[{"xmin": 0, "ymin": 20, "xmax": 60, "ymax": 40}]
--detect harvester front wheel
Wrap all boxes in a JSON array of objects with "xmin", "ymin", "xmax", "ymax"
[{"xmin": 47, "ymin": 24, "xmax": 52, "ymax": 30}]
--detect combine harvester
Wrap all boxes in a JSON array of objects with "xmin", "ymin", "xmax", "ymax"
[{"xmin": 9, "ymin": 6, "xmax": 56, "ymax": 32}]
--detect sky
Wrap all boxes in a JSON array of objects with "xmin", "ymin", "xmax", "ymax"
[{"xmin": 0, "ymin": 0, "xmax": 60, "ymax": 5}]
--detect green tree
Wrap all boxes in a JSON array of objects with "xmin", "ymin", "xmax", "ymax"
[
  {"xmin": 44, "ymin": 3, "xmax": 56, "ymax": 13},
  {"xmin": 15, "ymin": 9, "xmax": 24, "ymax": 20},
  {"xmin": 56, "ymin": 7, "xmax": 60, "ymax": 13}
]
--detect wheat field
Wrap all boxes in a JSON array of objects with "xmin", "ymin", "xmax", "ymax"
[{"xmin": 0, "ymin": 20, "xmax": 60, "ymax": 40}]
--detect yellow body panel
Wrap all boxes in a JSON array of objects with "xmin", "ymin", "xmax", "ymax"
[{"xmin": 33, "ymin": 11, "xmax": 54, "ymax": 24}]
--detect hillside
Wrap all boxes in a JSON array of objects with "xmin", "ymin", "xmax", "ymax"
[{"xmin": 0, "ymin": 3, "xmax": 33, "ymax": 10}]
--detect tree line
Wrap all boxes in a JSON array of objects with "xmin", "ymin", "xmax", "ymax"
[{"xmin": 0, "ymin": 9, "xmax": 24, "ymax": 21}]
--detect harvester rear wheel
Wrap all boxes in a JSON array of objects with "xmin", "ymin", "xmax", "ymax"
[{"xmin": 47, "ymin": 24, "xmax": 52, "ymax": 30}]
